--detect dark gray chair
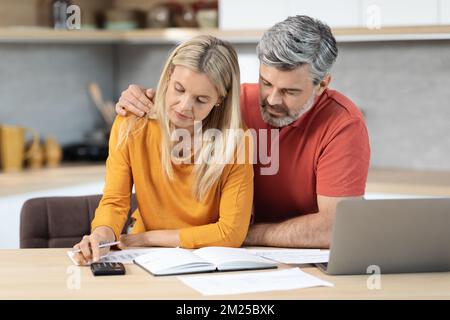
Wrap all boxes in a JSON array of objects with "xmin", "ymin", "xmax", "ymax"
[{"xmin": 20, "ymin": 194, "xmax": 137, "ymax": 248}]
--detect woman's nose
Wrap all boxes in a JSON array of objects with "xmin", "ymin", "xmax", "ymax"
[{"xmin": 179, "ymin": 95, "xmax": 194, "ymax": 112}]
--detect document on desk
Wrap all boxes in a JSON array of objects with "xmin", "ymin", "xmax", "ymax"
[
  {"xmin": 249, "ymin": 249, "xmax": 330, "ymax": 264},
  {"xmin": 67, "ymin": 248, "xmax": 158, "ymax": 265},
  {"xmin": 178, "ymin": 267, "xmax": 333, "ymax": 296}
]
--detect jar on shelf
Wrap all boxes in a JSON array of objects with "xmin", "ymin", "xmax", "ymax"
[
  {"xmin": 25, "ymin": 131, "xmax": 44, "ymax": 170},
  {"xmin": 193, "ymin": 1, "xmax": 218, "ymax": 28},
  {"xmin": 45, "ymin": 136, "xmax": 62, "ymax": 168}
]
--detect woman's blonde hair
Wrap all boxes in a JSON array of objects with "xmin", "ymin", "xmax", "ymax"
[{"xmin": 118, "ymin": 35, "xmax": 243, "ymax": 200}]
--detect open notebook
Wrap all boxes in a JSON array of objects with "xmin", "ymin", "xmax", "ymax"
[{"xmin": 133, "ymin": 247, "xmax": 278, "ymax": 276}]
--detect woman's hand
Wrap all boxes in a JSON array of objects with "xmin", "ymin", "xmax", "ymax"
[
  {"xmin": 72, "ymin": 226, "xmax": 115, "ymax": 265},
  {"xmin": 115, "ymin": 84, "xmax": 155, "ymax": 117}
]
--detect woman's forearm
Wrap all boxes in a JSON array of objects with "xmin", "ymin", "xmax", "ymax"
[
  {"xmin": 120, "ymin": 230, "xmax": 181, "ymax": 248},
  {"xmin": 146, "ymin": 230, "xmax": 181, "ymax": 247}
]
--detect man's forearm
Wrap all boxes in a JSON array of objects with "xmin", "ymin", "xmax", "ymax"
[{"xmin": 244, "ymin": 211, "xmax": 334, "ymax": 248}]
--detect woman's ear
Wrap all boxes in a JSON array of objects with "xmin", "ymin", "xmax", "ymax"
[{"xmin": 215, "ymin": 97, "xmax": 224, "ymax": 107}]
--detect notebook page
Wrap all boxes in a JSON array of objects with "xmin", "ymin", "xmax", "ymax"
[{"xmin": 134, "ymin": 248, "xmax": 212, "ymax": 273}]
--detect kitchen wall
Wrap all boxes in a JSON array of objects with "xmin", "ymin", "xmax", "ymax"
[
  {"xmin": 332, "ymin": 40, "xmax": 450, "ymax": 170},
  {"xmin": 0, "ymin": 43, "xmax": 114, "ymax": 145}
]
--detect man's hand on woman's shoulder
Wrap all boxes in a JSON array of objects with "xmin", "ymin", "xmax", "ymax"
[{"xmin": 115, "ymin": 84, "xmax": 155, "ymax": 117}]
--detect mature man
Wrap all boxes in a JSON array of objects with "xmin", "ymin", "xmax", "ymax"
[{"xmin": 115, "ymin": 15, "xmax": 370, "ymax": 248}]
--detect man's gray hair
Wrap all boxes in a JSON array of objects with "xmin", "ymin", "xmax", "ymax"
[{"xmin": 256, "ymin": 15, "xmax": 338, "ymax": 85}]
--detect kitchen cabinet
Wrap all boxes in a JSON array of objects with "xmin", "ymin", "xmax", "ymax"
[
  {"xmin": 439, "ymin": 0, "xmax": 450, "ymax": 24},
  {"xmin": 361, "ymin": 0, "xmax": 439, "ymax": 27},
  {"xmin": 219, "ymin": 0, "xmax": 361, "ymax": 29},
  {"xmin": 220, "ymin": 0, "xmax": 445, "ymax": 30},
  {"xmin": 289, "ymin": 0, "xmax": 361, "ymax": 28}
]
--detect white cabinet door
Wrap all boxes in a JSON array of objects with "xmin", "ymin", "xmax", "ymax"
[
  {"xmin": 438, "ymin": 0, "xmax": 450, "ymax": 24},
  {"xmin": 219, "ymin": 0, "xmax": 361, "ymax": 29},
  {"xmin": 289, "ymin": 0, "xmax": 361, "ymax": 28},
  {"xmin": 361, "ymin": 0, "xmax": 439, "ymax": 27},
  {"xmin": 219, "ymin": 0, "xmax": 290, "ymax": 30},
  {"xmin": 219, "ymin": 0, "xmax": 441, "ymax": 30}
]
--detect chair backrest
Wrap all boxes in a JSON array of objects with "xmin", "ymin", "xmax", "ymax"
[{"xmin": 20, "ymin": 194, "xmax": 137, "ymax": 248}]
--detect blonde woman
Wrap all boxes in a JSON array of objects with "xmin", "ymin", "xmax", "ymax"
[{"xmin": 73, "ymin": 36, "xmax": 253, "ymax": 265}]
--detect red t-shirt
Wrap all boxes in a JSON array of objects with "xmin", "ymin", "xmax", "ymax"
[{"xmin": 240, "ymin": 83, "xmax": 370, "ymax": 223}]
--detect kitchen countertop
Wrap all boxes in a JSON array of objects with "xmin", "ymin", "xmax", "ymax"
[
  {"xmin": 1, "ymin": 164, "xmax": 450, "ymax": 197},
  {"xmin": 0, "ymin": 163, "xmax": 106, "ymax": 197},
  {"xmin": 366, "ymin": 168, "xmax": 450, "ymax": 196}
]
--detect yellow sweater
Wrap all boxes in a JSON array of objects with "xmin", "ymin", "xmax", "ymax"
[{"xmin": 91, "ymin": 116, "xmax": 254, "ymax": 248}]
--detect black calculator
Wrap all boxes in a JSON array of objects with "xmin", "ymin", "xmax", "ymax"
[{"xmin": 90, "ymin": 262, "xmax": 126, "ymax": 276}]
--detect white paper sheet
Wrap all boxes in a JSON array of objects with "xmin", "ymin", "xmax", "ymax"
[
  {"xmin": 67, "ymin": 248, "xmax": 158, "ymax": 265},
  {"xmin": 250, "ymin": 249, "xmax": 330, "ymax": 264},
  {"xmin": 178, "ymin": 268, "xmax": 333, "ymax": 296}
]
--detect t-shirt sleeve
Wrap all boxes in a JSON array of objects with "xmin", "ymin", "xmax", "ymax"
[{"xmin": 316, "ymin": 118, "xmax": 370, "ymax": 197}]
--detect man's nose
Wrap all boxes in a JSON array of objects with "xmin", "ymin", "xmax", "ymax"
[{"xmin": 267, "ymin": 89, "xmax": 282, "ymax": 106}]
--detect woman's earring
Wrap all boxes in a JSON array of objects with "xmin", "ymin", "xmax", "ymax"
[{"xmin": 215, "ymin": 103, "xmax": 221, "ymax": 107}]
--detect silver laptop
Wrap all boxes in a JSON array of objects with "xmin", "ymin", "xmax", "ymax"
[{"xmin": 316, "ymin": 198, "xmax": 450, "ymax": 275}]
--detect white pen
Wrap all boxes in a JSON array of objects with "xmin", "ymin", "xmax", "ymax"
[{"xmin": 71, "ymin": 241, "xmax": 120, "ymax": 254}]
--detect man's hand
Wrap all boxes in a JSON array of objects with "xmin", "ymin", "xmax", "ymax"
[{"xmin": 115, "ymin": 84, "xmax": 155, "ymax": 117}]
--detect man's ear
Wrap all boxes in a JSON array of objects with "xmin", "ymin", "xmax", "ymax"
[{"xmin": 316, "ymin": 74, "xmax": 331, "ymax": 96}]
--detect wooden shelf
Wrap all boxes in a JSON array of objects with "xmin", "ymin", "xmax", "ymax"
[
  {"xmin": 333, "ymin": 25, "xmax": 450, "ymax": 42},
  {"xmin": 1, "ymin": 25, "xmax": 450, "ymax": 44},
  {"xmin": 122, "ymin": 28, "xmax": 263, "ymax": 44},
  {"xmin": 0, "ymin": 28, "xmax": 121, "ymax": 43},
  {"xmin": 0, "ymin": 27, "xmax": 261, "ymax": 44}
]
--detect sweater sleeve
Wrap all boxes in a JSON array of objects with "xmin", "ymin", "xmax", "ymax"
[
  {"xmin": 178, "ymin": 134, "xmax": 254, "ymax": 248},
  {"xmin": 91, "ymin": 116, "xmax": 133, "ymax": 240}
]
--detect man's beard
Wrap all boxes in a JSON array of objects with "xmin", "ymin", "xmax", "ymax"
[{"xmin": 259, "ymin": 91, "xmax": 316, "ymax": 128}]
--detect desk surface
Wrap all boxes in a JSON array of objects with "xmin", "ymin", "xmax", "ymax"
[{"xmin": 1, "ymin": 249, "xmax": 449, "ymax": 300}]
